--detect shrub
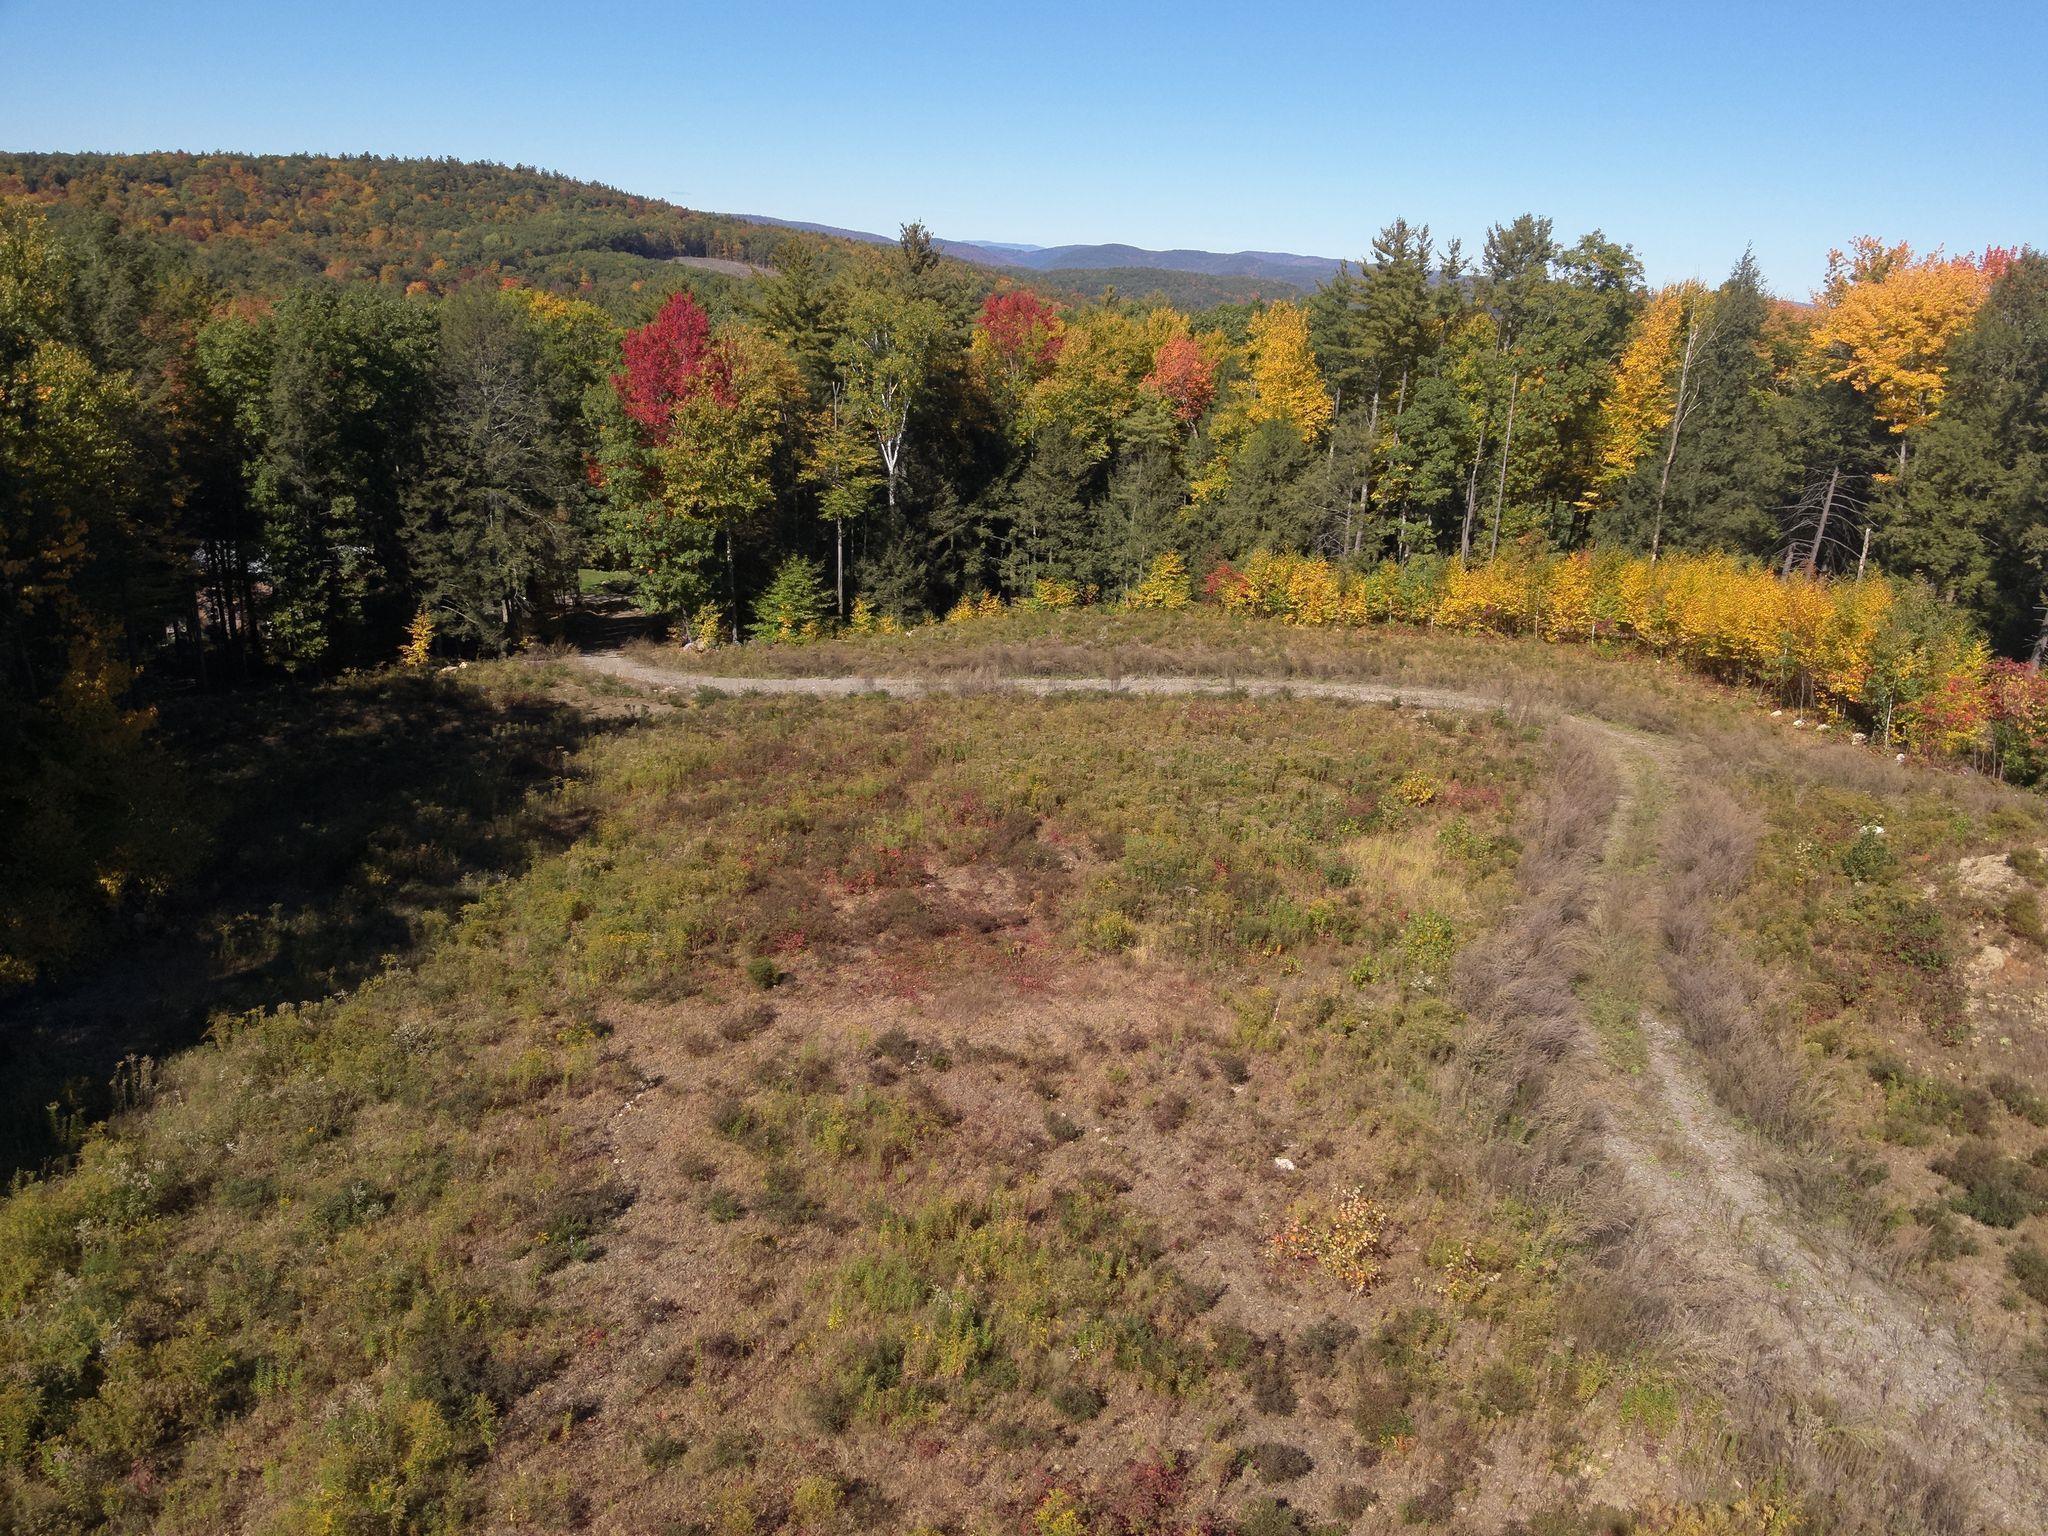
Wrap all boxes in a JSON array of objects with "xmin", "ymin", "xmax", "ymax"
[
  {"xmin": 1394, "ymin": 772, "xmax": 1441, "ymax": 807},
  {"xmin": 2011, "ymin": 1243, "xmax": 2048, "ymax": 1306},
  {"xmin": 1987, "ymin": 1071, "xmax": 2048, "ymax": 1127},
  {"xmin": 750, "ymin": 555, "xmax": 832, "ymax": 642},
  {"xmin": 1147, "ymin": 1092, "xmax": 1189, "ymax": 1132},
  {"xmin": 1084, "ymin": 909, "xmax": 1139, "ymax": 953},
  {"xmin": 847, "ymin": 594, "xmax": 904, "ymax": 636},
  {"xmin": 1269, "ymin": 1188, "xmax": 1389, "ymax": 1291},
  {"xmin": 2004, "ymin": 889, "xmax": 2045, "ymax": 946},
  {"xmin": 400, "ymin": 607, "xmax": 436, "ymax": 666},
  {"xmin": 1043, "ymin": 1107, "xmax": 1083, "ymax": 1144},
  {"xmin": 1839, "ymin": 826, "xmax": 1893, "ymax": 882},
  {"xmin": 1351, "ymin": 1370, "xmax": 1413, "ymax": 1446},
  {"xmin": 1933, "ymin": 1140, "xmax": 2047, "ymax": 1227},
  {"xmin": 1473, "ymin": 1359, "xmax": 1536, "ymax": 1418},
  {"xmin": 705, "ymin": 1186, "xmax": 744, "ymax": 1222},
  {"xmin": 1399, "ymin": 910, "xmax": 1459, "ymax": 977},
  {"xmin": 1296, "ymin": 1318, "xmax": 1358, "ymax": 1375},
  {"xmin": 1048, "ymin": 1381, "xmax": 1105, "ymax": 1422},
  {"xmin": 756, "ymin": 1161, "xmax": 822, "ymax": 1225},
  {"xmin": 641, "ymin": 1431, "xmax": 688, "ymax": 1469},
  {"xmin": 285, "ymin": 1390, "xmax": 484, "ymax": 1536},
  {"xmin": 744, "ymin": 955, "xmax": 781, "ymax": 990},
  {"xmin": 1237, "ymin": 1496, "xmax": 1310, "ymax": 1536},
  {"xmin": 1026, "ymin": 576, "xmax": 1080, "ymax": 610},
  {"xmin": 1127, "ymin": 551, "xmax": 1192, "ymax": 611},
  {"xmin": 1246, "ymin": 1441, "xmax": 1314, "ymax": 1483},
  {"xmin": 1333, "ymin": 1484, "xmax": 1375, "ymax": 1520},
  {"xmin": 1246, "ymin": 1346, "xmax": 1297, "ymax": 1415},
  {"xmin": 689, "ymin": 603, "xmax": 723, "ymax": 648}
]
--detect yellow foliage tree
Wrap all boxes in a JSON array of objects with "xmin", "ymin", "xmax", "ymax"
[
  {"xmin": 1191, "ymin": 301, "xmax": 1332, "ymax": 500},
  {"xmin": 1808, "ymin": 240, "xmax": 1989, "ymax": 474},
  {"xmin": 1023, "ymin": 307, "xmax": 1151, "ymax": 462},
  {"xmin": 1244, "ymin": 301, "xmax": 1333, "ymax": 441},
  {"xmin": 1588, "ymin": 284, "xmax": 1692, "ymax": 499}
]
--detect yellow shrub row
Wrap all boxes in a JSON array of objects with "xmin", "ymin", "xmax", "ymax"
[
  {"xmin": 938, "ymin": 549, "xmax": 2005, "ymax": 756},
  {"xmin": 1205, "ymin": 549, "xmax": 1982, "ymax": 723}
]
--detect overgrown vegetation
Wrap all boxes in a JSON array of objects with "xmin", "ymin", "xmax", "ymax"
[{"xmin": 13, "ymin": 661, "xmax": 1941, "ymax": 1533}]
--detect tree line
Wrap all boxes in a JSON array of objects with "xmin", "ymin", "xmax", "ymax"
[{"xmin": 4, "ymin": 184, "xmax": 2047, "ymax": 980}]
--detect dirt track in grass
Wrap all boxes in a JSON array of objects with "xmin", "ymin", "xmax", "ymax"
[{"xmin": 572, "ymin": 646, "xmax": 2048, "ymax": 1533}]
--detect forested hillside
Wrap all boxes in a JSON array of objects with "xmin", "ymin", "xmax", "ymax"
[{"xmin": 0, "ymin": 151, "xmax": 821, "ymax": 311}]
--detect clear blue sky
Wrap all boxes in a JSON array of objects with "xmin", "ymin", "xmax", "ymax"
[{"xmin": 2, "ymin": 0, "xmax": 2040, "ymax": 293}]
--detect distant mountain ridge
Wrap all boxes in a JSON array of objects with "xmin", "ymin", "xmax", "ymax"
[{"xmin": 736, "ymin": 213, "xmax": 1342, "ymax": 291}]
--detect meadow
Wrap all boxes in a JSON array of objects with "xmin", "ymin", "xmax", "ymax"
[{"xmin": 6, "ymin": 618, "xmax": 2048, "ymax": 1535}]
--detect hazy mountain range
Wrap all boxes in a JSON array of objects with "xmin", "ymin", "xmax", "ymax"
[{"xmin": 737, "ymin": 214, "xmax": 1344, "ymax": 291}]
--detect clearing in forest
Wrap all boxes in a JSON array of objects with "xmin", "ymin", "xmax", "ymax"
[{"xmin": 6, "ymin": 626, "xmax": 2048, "ymax": 1536}]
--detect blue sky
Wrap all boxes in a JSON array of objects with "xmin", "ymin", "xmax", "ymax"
[{"xmin": 2, "ymin": 0, "xmax": 2040, "ymax": 293}]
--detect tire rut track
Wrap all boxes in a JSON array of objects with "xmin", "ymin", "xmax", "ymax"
[{"xmin": 569, "ymin": 648, "xmax": 2044, "ymax": 1532}]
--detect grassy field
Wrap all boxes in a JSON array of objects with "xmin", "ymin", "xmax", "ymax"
[{"xmin": 5, "ymin": 617, "xmax": 2048, "ymax": 1534}]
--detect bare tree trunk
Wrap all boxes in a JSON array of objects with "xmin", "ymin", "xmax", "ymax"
[
  {"xmin": 1802, "ymin": 465, "xmax": 1840, "ymax": 576},
  {"xmin": 1461, "ymin": 426, "xmax": 1487, "ymax": 560},
  {"xmin": 836, "ymin": 518, "xmax": 845, "ymax": 620},
  {"xmin": 1389, "ymin": 372, "xmax": 1409, "ymax": 560},
  {"xmin": 726, "ymin": 530, "xmax": 740, "ymax": 643},
  {"xmin": 1349, "ymin": 388, "xmax": 1381, "ymax": 557},
  {"xmin": 1490, "ymin": 373, "xmax": 1520, "ymax": 560},
  {"xmin": 1650, "ymin": 308, "xmax": 1707, "ymax": 563},
  {"xmin": 1855, "ymin": 522, "xmax": 1872, "ymax": 580}
]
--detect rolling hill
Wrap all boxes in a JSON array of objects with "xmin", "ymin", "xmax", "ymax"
[
  {"xmin": 0, "ymin": 152, "xmax": 857, "ymax": 313},
  {"xmin": 740, "ymin": 211, "xmax": 1343, "ymax": 292},
  {"xmin": 0, "ymin": 153, "xmax": 1316, "ymax": 313}
]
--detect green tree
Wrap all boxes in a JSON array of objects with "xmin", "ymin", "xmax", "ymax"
[
  {"xmin": 1895, "ymin": 253, "xmax": 2048, "ymax": 654},
  {"xmin": 653, "ymin": 329, "xmax": 797, "ymax": 638},
  {"xmin": 832, "ymin": 277, "xmax": 947, "ymax": 514},
  {"xmin": 752, "ymin": 234, "xmax": 839, "ymax": 399},
  {"xmin": 0, "ymin": 202, "xmax": 190, "ymax": 981},
  {"xmin": 202, "ymin": 285, "xmax": 437, "ymax": 669},
  {"xmin": 750, "ymin": 553, "xmax": 832, "ymax": 640},
  {"xmin": 805, "ymin": 386, "xmax": 882, "ymax": 616},
  {"xmin": 403, "ymin": 288, "xmax": 586, "ymax": 652}
]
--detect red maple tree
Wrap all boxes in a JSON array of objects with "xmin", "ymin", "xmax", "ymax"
[
  {"xmin": 976, "ymin": 288, "xmax": 1063, "ymax": 374},
  {"xmin": 1143, "ymin": 334, "xmax": 1216, "ymax": 424},
  {"xmin": 612, "ymin": 291, "xmax": 730, "ymax": 439}
]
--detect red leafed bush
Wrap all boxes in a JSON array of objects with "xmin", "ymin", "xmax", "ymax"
[{"xmin": 1988, "ymin": 659, "xmax": 2048, "ymax": 784}]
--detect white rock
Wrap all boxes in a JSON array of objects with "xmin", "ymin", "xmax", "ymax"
[{"xmin": 1273, "ymin": 1156, "xmax": 1296, "ymax": 1172}]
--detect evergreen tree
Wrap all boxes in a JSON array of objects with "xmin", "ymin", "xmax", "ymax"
[
  {"xmin": 1897, "ymin": 253, "xmax": 2048, "ymax": 652},
  {"xmin": 402, "ymin": 288, "xmax": 585, "ymax": 653},
  {"xmin": 202, "ymin": 285, "xmax": 436, "ymax": 669},
  {"xmin": 752, "ymin": 234, "xmax": 839, "ymax": 399}
]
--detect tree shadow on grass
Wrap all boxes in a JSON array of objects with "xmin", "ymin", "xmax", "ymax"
[{"xmin": 0, "ymin": 669, "xmax": 596, "ymax": 1180}]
